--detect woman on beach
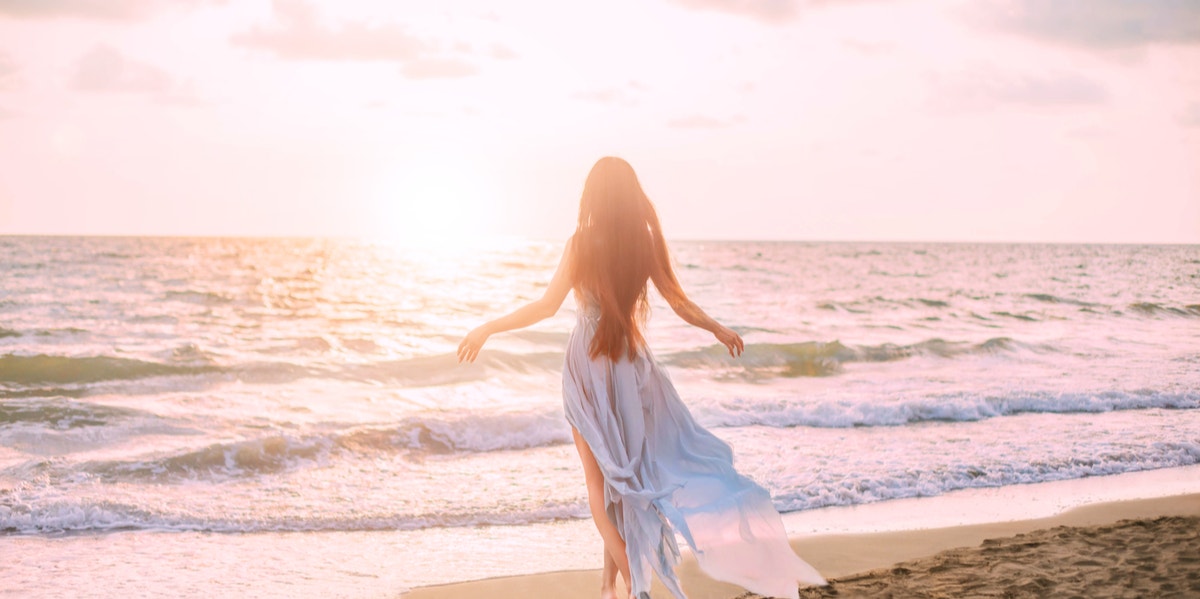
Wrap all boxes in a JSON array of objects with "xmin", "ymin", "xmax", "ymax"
[{"xmin": 457, "ymin": 157, "xmax": 825, "ymax": 599}]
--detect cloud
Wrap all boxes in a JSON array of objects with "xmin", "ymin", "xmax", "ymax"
[
  {"xmin": 231, "ymin": 0, "xmax": 480, "ymax": 80},
  {"xmin": 232, "ymin": 4, "xmax": 426, "ymax": 62},
  {"xmin": 668, "ymin": 114, "xmax": 747, "ymax": 129},
  {"xmin": 672, "ymin": 0, "xmax": 798, "ymax": 22},
  {"xmin": 401, "ymin": 58, "xmax": 478, "ymax": 80},
  {"xmin": 67, "ymin": 45, "xmax": 206, "ymax": 106},
  {"xmin": 71, "ymin": 44, "xmax": 173, "ymax": 93},
  {"xmin": 0, "ymin": 0, "xmax": 221, "ymax": 20},
  {"xmin": 156, "ymin": 80, "xmax": 209, "ymax": 107},
  {"xmin": 669, "ymin": 0, "xmax": 884, "ymax": 23},
  {"xmin": 968, "ymin": 0, "xmax": 1200, "ymax": 49},
  {"xmin": 928, "ymin": 65, "xmax": 1109, "ymax": 113},
  {"xmin": 489, "ymin": 43, "xmax": 517, "ymax": 60}
]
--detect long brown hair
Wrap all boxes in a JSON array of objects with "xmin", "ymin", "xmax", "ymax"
[{"xmin": 572, "ymin": 157, "xmax": 686, "ymax": 361}]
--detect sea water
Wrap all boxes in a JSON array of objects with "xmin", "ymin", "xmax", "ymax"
[{"xmin": 2, "ymin": 237, "xmax": 1198, "ymax": 596}]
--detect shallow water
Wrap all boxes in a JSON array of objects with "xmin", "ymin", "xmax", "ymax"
[{"xmin": 1, "ymin": 237, "xmax": 1198, "ymax": 592}]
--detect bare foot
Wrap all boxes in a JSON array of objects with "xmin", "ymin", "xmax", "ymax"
[{"xmin": 599, "ymin": 585, "xmax": 618, "ymax": 599}]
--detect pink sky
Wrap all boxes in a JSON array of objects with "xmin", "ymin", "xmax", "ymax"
[{"xmin": 0, "ymin": 0, "xmax": 1197, "ymax": 243}]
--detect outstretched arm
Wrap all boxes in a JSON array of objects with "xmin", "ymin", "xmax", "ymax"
[
  {"xmin": 650, "ymin": 251, "xmax": 745, "ymax": 357},
  {"xmin": 457, "ymin": 237, "xmax": 576, "ymax": 363}
]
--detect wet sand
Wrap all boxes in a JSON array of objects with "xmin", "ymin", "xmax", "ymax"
[{"xmin": 405, "ymin": 493, "xmax": 1200, "ymax": 599}]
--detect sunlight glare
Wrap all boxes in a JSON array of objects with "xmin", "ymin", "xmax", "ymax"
[{"xmin": 368, "ymin": 159, "xmax": 497, "ymax": 251}]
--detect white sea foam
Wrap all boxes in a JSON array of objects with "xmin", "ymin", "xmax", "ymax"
[
  {"xmin": 0, "ymin": 496, "xmax": 588, "ymax": 535},
  {"xmin": 5, "ymin": 388, "xmax": 1191, "ymax": 487},
  {"xmin": 5, "ymin": 438, "xmax": 1197, "ymax": 535},
  {"xmin": 773, "ymin": 441, "xmax": 1200, "ymax": 512},
  {"xmin": 692, "ymin": 389, "xmax": 1200, "ymax": 429},
  {"xmin": 1, "ymin": 237, "xmax": 1197, "ymax": 548}
]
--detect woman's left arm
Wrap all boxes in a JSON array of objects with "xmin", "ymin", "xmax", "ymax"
[{"xmin": 457, "ymin": 237, "xmax": 575, "ymax": 363}]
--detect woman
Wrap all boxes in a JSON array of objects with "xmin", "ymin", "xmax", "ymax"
[{"xmin": 457, "ymin": 157, "xmax": 825, "ymax": 599}]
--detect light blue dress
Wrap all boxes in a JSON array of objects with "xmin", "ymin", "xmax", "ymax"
[{"xmin": 562, "ymin": 299, "xmax": 826, "ymax": 599}]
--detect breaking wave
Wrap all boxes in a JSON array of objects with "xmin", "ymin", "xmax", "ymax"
[
  {"xmin": 7, "ymin": 389, "xmax": 1191, "ymax": 485},
  {"xmin": 664, "ymin": 337, "xmax": 1051, "ymax": 378},
  {"xmin": 0, "ymin": 355, "xmax": 217, "ymax": 386},
  {"xmin": 0, "ymin": 497, "xmax": 588, "ymax": 535},
  {"xmin": 6, "ymin": 442, "xmax": 1198, "ymax": 535},
  {"xmin": 774, "ymin": 442, "xmax": 1200, "ymax": 512}
]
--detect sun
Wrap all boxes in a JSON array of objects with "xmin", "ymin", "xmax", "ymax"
[{"xmin": 368, "ymin": 159, "xmax": 498, "ymax": 250}]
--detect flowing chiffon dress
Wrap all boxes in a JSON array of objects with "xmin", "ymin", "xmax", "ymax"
[{"xmin": 562, "ymin": 298, "xmax": 826, "ymax": 599}]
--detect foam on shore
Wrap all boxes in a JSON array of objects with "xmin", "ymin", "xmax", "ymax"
[
  {"xmin": 6, "ymin": 467, "xmax": 1199, "ymax": 599},
  {"xmin": 406, "ymin": 466, "xmax": 1200, "ymax": 599}
]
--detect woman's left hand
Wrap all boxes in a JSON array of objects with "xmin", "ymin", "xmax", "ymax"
[
  {"xmin": 714, "ymin": 325, "xmax": 744, "ymax": 358},
  {"xmin": 457, "ymin": 326, "xmax": 490, "ymax": 363}
]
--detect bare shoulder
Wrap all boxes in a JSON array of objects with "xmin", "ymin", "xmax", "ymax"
[
  {"xmin": 554, "ymin": 234, "xmax": 578, "ymax": 280},
  {"xmin": 562, "ymin": 233, "xmax": 578, "ymax": 260}
]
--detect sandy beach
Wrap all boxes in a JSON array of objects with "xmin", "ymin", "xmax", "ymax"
[
  {"xmin": 790, "ymin": 514, "xmax": 1199, "ymax": 598},
  {"xmin": 406, "ymin": 493, "xmax": 1200, "ymax": 599}
]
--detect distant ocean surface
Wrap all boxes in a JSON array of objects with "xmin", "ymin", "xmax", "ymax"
[{"xmin": 2, "ymin": 237, "xmax": 1199, "ymax": 591}]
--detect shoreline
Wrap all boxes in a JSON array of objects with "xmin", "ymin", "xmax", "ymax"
[
  {"xmin": 6, "ymin": 468, "xmax": 1199, "ymax": 598},
  {"xmin": 407, "ymin": 494, "xmax": 1200, "ymax": 599},
  {"xmin": 405, "ymin": 468, "xmax": 1200, "ymax": 599}
]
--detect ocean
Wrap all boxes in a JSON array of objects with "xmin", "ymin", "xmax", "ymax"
[{"xmin": 2, "ymin": 236, "xmax": 1198, "ymax": 597}]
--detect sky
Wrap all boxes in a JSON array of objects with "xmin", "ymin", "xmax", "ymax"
[{"xmin": 0, "ymin": 0, "xmax": 1197, "ymax": 244}]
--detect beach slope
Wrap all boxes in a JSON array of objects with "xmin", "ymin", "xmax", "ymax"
[{"xmin": 406, "ymin": 494, "xmax": 1200, "ymax": 599}]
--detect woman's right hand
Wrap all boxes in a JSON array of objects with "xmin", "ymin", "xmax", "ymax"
[
  {"xmin": 457, "ymin": 326, "xmax": 490, "ymax": 363},
  {"xmin": 714, "ymin": 325, "xmax": 744, "ymax": 357}
]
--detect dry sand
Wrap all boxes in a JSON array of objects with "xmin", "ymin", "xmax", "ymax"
[{"xmin": 405, "ymin": 494, "xmax": 1200, "ymax": 599}]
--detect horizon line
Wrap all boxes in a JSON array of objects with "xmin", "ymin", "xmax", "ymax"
[{"xmin": 1, "ymin": 232, "xmax": 1197, "ymax": 246}]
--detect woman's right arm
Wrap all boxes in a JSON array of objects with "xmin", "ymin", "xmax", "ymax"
[
  {"xmin": 457, "ymin": 236, "xmax": 576, "ymax": 363},
  {"xmin": 650, "ymin": 252, "xmax": 744, "ymax": 357}
]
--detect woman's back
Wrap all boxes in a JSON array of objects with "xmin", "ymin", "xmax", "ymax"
[{"xmin": 570, "ymin": 157, "xmax": 687, "ymax": 362}]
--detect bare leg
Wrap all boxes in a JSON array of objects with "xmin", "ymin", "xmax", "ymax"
[
  {"xmin": 601, "ymin": 548, "xmax": 618, "ymax": 599},
  {"xmin": 573, "ymin": 427, "xmax": 632, "ymax": 596}
]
